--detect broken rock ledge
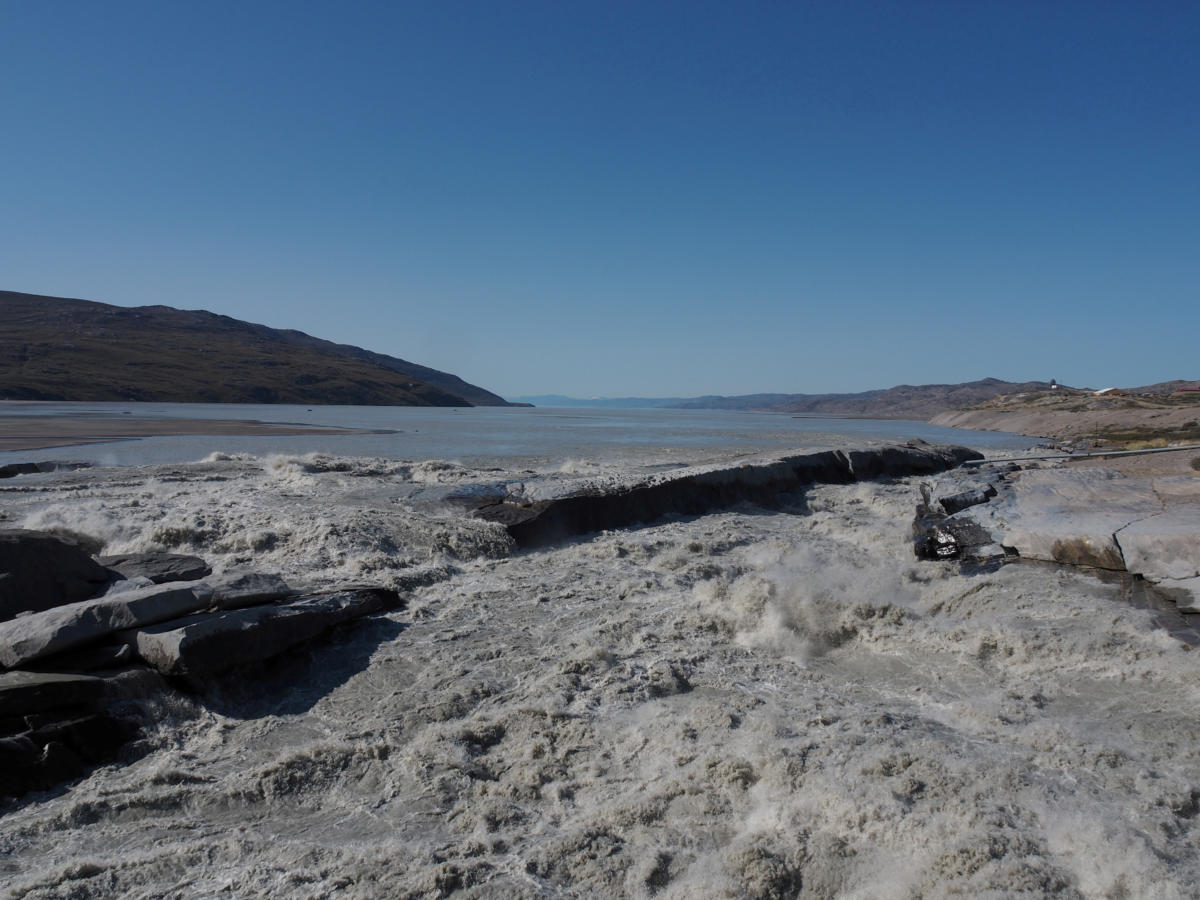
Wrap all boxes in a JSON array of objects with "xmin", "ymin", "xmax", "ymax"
[{"xmin": 475, "ymin": 441, "xmax": 983, "ymax": 548}]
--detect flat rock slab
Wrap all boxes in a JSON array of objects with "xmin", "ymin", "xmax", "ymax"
[
  {"xmin": 0, "ymin": 529, "xmax": 113, "ymax": 622},
  {"xmin": 122, "ymin": 588, "xmax": 398, "ymax": 679},
  {"xmin": 0, "ymin": 670, "xmax": 106, "ymax": 717},
  {"xmin": 1118, "ymin": 509, "xmax": 1200, "ymax": 583},
  {"xmin": 962, "ymin": 468, "xmax": 1162, "ymax": 570},
  {"xmin": 0, "ymin": 582, "xmax": 213, "ymax": 668},
  {"xmin": 99, "ymin": 553, "xmax": 211, "ymax": 584},
  {"xmin": 954, "ymin": 466, "xmax": 1200, "ymax": 609},
  {"xmin": 206, "ymin": 572, "xmax": 295, "ymax": 610}
]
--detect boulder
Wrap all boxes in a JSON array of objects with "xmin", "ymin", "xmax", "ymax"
[
  {"xmin": 938, "ymin": 484, "xmax": 998, "ymax": 516},
  {"xmin": 0, "ymin": 529, "xmax": 113, "ymax": 622},
  {"xmin": 0, "ymin": 582, "xmax": 213, "ymax": 668},
  {"xmin": 121, "ymin": 588, "xmax": 398, "ymax": 680},
  {"xmin": 99, "ymin": 552, "xmax": 211, "ymax": 584}
]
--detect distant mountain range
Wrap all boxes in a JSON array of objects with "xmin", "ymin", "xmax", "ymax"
[
  {"xmin": 512, "ymin": 395, "xmax": 689, "ymax": 409},
  {"xmin": 515, "ymin": 379, "xmax": 1060, "ymax": 418},
  {"xmin": 0, "ymin": 290, "xmax": 516, "ymax": 406}
]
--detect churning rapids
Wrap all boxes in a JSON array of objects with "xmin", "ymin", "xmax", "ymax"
[{"xmin": 2, "ymin": 438, "xmax": 1199, "ymax": 897}]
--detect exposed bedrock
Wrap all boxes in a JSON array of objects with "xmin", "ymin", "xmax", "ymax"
[
  {"xmin": 476, "ymin": 443, "xmax": 983, "ymax": 548},
  {"xmin": 922, "ymin": 464, "xmax": 1200, "ymax": 611}
]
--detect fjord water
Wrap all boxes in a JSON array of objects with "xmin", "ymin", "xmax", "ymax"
[{"xmin": 3, "ymin": 406, "xmax": 1199, "ymax": 897}]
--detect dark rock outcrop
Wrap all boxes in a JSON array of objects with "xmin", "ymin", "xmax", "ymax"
[
  {"xmin": 912, "ymin": 474, "xmax": 1010, "ymax": 565},
  {"xmin": 99, "ymin": 553, "xmax": 212, "ymax": 585},
  {"xmin": 0, "ymin": 670, "xmax": 107, "ymax": 717},
  {"xmin": 0, "ymin": 710, "xmax": 136, "ymax": 797},
  {"xmin": 0, "ymin": 670, "xmax": 139, "ymax": 798},
  {"xmin": 937, "ymin": 484, "xmax": 998, "ymax": 516},
  {"xmin": 477, "ymin": 443, "xmax": 983, "ymax": 549},
  {"xmin": 0, "ymin": 529, "xmax": 113, "ymax": 622}
]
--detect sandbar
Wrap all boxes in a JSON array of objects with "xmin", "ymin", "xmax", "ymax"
[{"xmin": 0, "ymin": 415, "xmax": 369, "ymax": 451}]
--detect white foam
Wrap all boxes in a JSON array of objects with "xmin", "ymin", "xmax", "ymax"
[{"xmin": 2, "ymin": 455, "xmax": 1199, "ymax": 896}]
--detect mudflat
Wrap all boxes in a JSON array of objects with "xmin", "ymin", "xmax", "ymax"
[{"xmin": 0, "ymin": 415, "xmax": 360, "ymax": 451}]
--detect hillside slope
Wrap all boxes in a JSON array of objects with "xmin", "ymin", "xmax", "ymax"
[
  {"xmin": 0, "ymin": 291, "xmax": 513, "ymax": 406},
  {"xmin": 930, "ymin": 385, "xmax": 1200, "ymax": 441},
  {"xmin": 672, "ymin": 378, "xmax": 1056, "ymax": 418}
]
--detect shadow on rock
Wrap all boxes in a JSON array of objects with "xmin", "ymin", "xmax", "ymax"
[{"xmin": 195, "ymin": 616, "xmax": 408, "ymax": 719}]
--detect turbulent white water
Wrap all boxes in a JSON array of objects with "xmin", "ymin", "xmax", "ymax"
[{"xmin": 2, "ymin": 448, "xmax": 1199, "ymax": 898}]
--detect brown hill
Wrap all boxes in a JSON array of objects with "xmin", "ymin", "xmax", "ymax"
[
  {"xmin": 0, "ymin": 291, "xmax": 514, "ymax": 406},
  {"xmin": 672, "ymin": 378, "xmax": 1057, "ymax": 418},
  {"xmin": 931, "ymin": 384, "xmax": 1200, "ymax": 442}
]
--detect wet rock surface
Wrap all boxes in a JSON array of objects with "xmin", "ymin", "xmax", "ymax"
[{"xmin": 0, "ymin": 670, "xmax": 107, "ymax": 717}]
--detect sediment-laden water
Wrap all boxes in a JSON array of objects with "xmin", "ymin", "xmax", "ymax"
[{"xmin": 1, "ymin": 418, "xmax": 1198, "ymax": 897}]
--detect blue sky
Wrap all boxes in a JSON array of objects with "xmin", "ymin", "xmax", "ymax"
[{"xmin": 2, "ymin": 1, "xmax": 1196, "ymax": 398}]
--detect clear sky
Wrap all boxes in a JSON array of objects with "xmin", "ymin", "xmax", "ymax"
[{"xmin": 2, "ymin": 1, "xmax": 1196, "ymax": 398}]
